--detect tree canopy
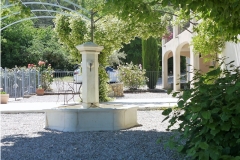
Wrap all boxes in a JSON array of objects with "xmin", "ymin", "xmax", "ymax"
[
  {"xmin": 103, "ymin": 0, "xmax": 240, "ymax": 42},
  {"xmin": 1, "ymin": 16, "xmax": 73, "ymax": 70}
]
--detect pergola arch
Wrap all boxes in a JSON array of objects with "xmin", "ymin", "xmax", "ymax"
[{"xmin": 1, "ymin": 0, "xmax": 90, "ymax": 31}]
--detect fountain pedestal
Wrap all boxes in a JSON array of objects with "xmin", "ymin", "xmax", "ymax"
[
  {"xmin": 44, "ymin": 105, "xmax": 138, "ymax": 132},
  {"xmin": 44, "ymin": 42, "xmax": 139, "ymax": 132}
]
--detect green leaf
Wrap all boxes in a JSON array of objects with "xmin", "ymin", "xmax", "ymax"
[
  {"xmin": 233, "ymin": 156, "xmax": 240, "ymax": 160},
  {"xmin": 206, "ymin": 67, "xmax": 221, "ymax": 77},
  {"xmin": 236, "ymin": 81, "xmax": 240, "ymax": 87},
  {"xmin": 236, "ymin": 139, "xmax": 240, "ymax": 143},
  {"xmin": 162, "ymin": 115, "xmax": 169, "ymax": 122},
  {"xmin": 210, "ymin": 129, "xmax": 220, "ymax": 136},
  {"xmin": 221, "ymin": 122, "xmax": 231, "ymax": 131},
  {"xmin": 199, "ymin": 150, "xmax": 210, "ymax": 160},
  {"xmin": 231, "ymin": 117, "xmax": 240, "ymax": 126},
  {"xmin": 182, "ymin": 90, "xmax": 191, "ymax": 101},
  {"xmin": 211, "ymin": 108, "xmax": 220, "ymax": 114},
  {"xmin": 201, "ymin": 110, "xmax": 211, "ymax": 119},
  {"xmin": 221, "ymin": 155, "xmax": 233, "ymax": 159},
  {"xmin": 199, "ymin": 142, "xmax": 209, "ymax": 149},
  {"xmin": 167, "ymin": 89, "xmax": 172, "ymax": 95},
  {"xmin": 162, "ymin": 108, "xmax": 172, "ymax": 116},
  {"xmin": 207, "ymin": 123, "xmax": 217, "ymax": 130},
  {"xmin": 177, "ymin": 100, "xmax": 184, "ymax": 108},
  {"xmin": 220, "ymin": 113, "xmax": 231, "ymax": 122},
  {"xmin": 234, "ymin": 132, "xmax": 240, "ymax": 138},
  {"xmin": 192, "ymin": 106, "xmax": 202, "ymax": 112},
  {"xmin": 172, "ymin": 92, "xmax": 180, "ymax": 97},
  {"xmin": 226, "ymin": 86, "xmax": 237, "ymax": 95},
  {"xmin": 177, "ymin": 145, "xmax": 184, "ymax": 152}
]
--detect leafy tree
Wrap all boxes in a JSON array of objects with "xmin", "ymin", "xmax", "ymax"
[
  {"xmin": 120, "ymin": 37, "xmax": 142, "ymax": 65},
  {"xmin": 107, "ymin": 51, "xmax": 126, "ymax": 68},
  {"xmin": 1, "ymin": 16, "xmax": 73, "ymax": 70},
  {"xmin": 191, "ymin": 19, "xmax": 225, "ymax": 59},
  {"xmin": 27, "ymin": 26, "xmax": 74, "ymax": 70},
  {"xmin": 103, "ymin": 0, "xmax": 240, "ymax": 42},
  {"xmin": 142, "ymin": 36, "xmax": 159, "ymax": 89},
  {"xmin": 1, "ymin": 19, "xmax": 35, "ymax": 68}
]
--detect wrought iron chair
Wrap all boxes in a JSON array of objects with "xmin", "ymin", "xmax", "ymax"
[{"xmin": 55, "ymin": 78, "xmax": 75, "ymax": 104}]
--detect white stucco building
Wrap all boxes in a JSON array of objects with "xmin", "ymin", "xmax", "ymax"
[{"xmin": 162, "ymin": 22, "xmax": 240, "ymax": 91}]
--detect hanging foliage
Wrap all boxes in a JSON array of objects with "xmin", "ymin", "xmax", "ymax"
[
  {"xmin": 54, "ymin": 12, "xmax": 168, "ymax": 101},
  {"xmin": 191, "ymin": 19, "xmax": 225, "ymax": 60}
]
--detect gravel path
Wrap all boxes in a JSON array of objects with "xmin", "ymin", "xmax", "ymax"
[
  {"xmin": 9, "ymin": 92, "xmax": 174, "ymax": 103},
  {"xmin": 1, "ymin": 111, "xmax": 184, "ymax": 160}
]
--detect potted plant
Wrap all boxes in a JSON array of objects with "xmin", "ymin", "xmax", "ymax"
[
  {"xmin": 0, "ymin": 88, "xmax": 9, "ymax": 104},
  {"xmin": 36, "ymin": 85, "xmax": 44, "ymax": 96}
]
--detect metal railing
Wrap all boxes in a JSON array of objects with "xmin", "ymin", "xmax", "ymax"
[
  {"xmin": 0, "ymin": 68, "xmax": 79, "ymax": 98},
  {"xmin": 1, "ymin": 68, "xmax": 178, "ymax": 98},
  {"xmin": 0, "ymin": 68, "xmax": 40, "ymax": 99}
]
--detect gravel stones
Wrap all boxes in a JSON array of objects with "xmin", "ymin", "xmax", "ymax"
[{"xmin": 1, "ymin": 111, "xmax": 184, "ymax": 160}]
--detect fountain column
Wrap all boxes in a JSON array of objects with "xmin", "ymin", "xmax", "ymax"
[{"xmin": 76, "ymin": 42, "xmax": 103, "ymax": 108}]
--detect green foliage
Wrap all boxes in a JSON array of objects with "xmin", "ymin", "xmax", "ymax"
[
  {"xmin": 37, "ymin": 85, "xmax": 43, "ymax": 89},
  {"xmin": 41, "ymin": 66, "xmax": 54, "ymax": 91},
  {"xmin": 1, "ymin": 16, "xmax": 74, "ymax": 70},
  {"xmin": 166, "ymin": 0, "xmax": 240, "ymax": 42},
  {"xmin": 162, "ymin": 58, "xmax": 240, "ymax": 159},
  {"xmin": 0, "ymin": 91, "xmax": 7, "ymax": 94},
  {"xmin": 120, "ymin": 37, "xmax": 142, "ymax": 65},
  {"xmin": 107, "ymin": 51, "xmax": 126, "ymax": 67},
  {"xmin": 1, "ymin": 19, "xmax": 35, "ymax": 68},
  {"xmin": 54, "ymin": 10, "xmax": 167, "ymax": 101},
  {"xmin": 30, "ymin": 61, "xmax": 54, "ymax": 91},
  {"xmin": 142, "ymin": 36, "xmax": 159, "ymax": 89},
  {"xmin": 118, "ymin": 62, "xmax": 148, "ymax": 90},
  {"xmin": 104, "ymin": 0, "xmax": 240, "ymax": 42},
  {"xmin": 27, "ymin": 26, "xmax": 74, "ymax": 70},
  {"xmin": 192, "ymin": 19, "xmax": 225, "ymax": 59}
]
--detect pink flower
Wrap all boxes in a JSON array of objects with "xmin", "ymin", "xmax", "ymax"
[
  {"xmin": 38, "ymin": 61, "xmax": 45, "ymax": 66},
  {"xmin": 28, "ymin": 64, "xmax": 34, "ymax": 68}
]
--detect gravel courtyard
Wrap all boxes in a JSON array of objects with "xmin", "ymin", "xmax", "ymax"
[{"xmin": 1, "ymin": 93, "xmax": 184, "ymax": 160}]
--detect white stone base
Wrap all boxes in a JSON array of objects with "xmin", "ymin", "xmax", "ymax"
[{"xmin": 44, "ymin": 105, "xmax": 138, "ymax": 132}]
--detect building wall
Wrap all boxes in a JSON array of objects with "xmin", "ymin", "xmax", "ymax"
[{"xmin": 222, "ymin": 42, "xmax": 240, "ymax": 68}]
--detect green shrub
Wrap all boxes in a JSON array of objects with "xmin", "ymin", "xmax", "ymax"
[
  {"xmin": 162, "ymin": 59, "xmax": 240, "ymax": 159},
  {"xmin": 142, "ymin": 36, "xmax": 159, "ymax": 89},
  {"xmin": 118, "ymin": 62, "xmax": 148, "ymax": 90}
]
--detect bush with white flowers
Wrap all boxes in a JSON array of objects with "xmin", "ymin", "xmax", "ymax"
[{"xmin": 118, "ymin": 62, "xmax": 148, "ymax": 90}]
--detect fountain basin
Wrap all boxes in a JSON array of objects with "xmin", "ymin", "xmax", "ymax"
[{"xmin": 44, "ymin": 105, "xmax": 138, "ymax": 132}]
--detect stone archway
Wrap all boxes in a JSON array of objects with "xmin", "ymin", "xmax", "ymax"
[
  {"xmin": 173, "ymin": 42, "xmax": 189, "ymax": 91},
  {"xmin": 162, "ymin": 50, "xmax": 173, "ymax": 89},
  {"xmin": 162, "ymin": 41, "xmax": 201, "ymax": 91}
]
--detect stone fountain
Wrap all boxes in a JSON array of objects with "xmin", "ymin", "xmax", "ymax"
[{"xmin": 44, "ymin": 42, "xmax": 138, "ymax": 132}]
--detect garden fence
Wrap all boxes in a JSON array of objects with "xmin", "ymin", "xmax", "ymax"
[
  {"xmin": 0, "ymin": 68, "xmax": 167, "ymax": 99},
  {"xmin": 0, "ymin": 68, "xmax": 79, "ymax": 99},
  {"xmin": 0, "ymin": 68, "xmax": 41, "ymax": 99}
]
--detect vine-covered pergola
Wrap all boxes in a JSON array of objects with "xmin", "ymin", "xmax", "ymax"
[{"xmin": 1, "ymin": 0, "xmax": 99, "ymax": 42}]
